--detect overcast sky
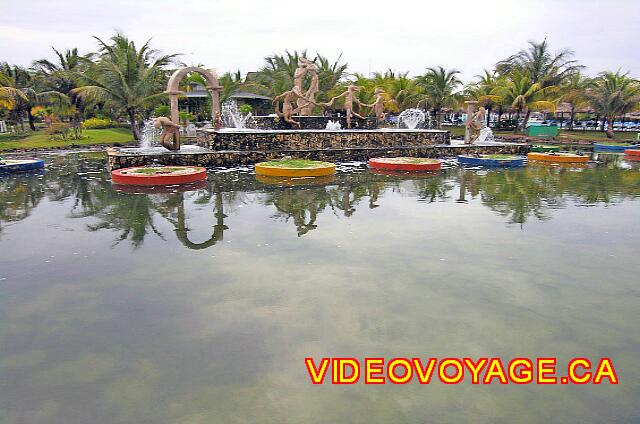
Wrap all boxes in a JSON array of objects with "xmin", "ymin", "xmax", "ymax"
[{"xmin": 2, "ymin": 0, "xmax": 639, "ymax": 82}]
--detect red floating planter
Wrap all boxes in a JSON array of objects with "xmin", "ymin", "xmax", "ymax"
[
  {"xmin": 111, "ymin": 166, "xmax": 207, "ymax": 186},
  {"xmin": 624, "ymin": 149, "xmax": 640, "ymax": 158},
  {"xmin": 368, "ymin": 157, "xmax": 442, "ymax": 172}
]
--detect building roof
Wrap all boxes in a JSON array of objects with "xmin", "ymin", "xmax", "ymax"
[{"xmin": 229, "ymin": 91, "xmax": 272, "ymax": 101}]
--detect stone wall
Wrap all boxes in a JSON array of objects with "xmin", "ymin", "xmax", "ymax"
[
  {"xmin": 197, "ymin": 129, "xmax": 450, "ymax": 151},
  {"xmin": 107, "ymin": 144, "xmax": 530, "ymax": 170},
  {"xmin": 252, "ymin": 115, "xmax": 378, "ymax": 130}
]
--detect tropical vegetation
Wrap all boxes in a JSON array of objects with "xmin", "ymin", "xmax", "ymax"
[{"xmin": 1, "ymin": 34, "xmax": 639, "ymax": 143}]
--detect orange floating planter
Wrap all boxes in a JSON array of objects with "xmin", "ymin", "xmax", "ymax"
[
  {"xmin": 111, "ymin": 166, "xmax": 207, "ymax": 186},
  {"xmin": 527, "ymin": 152, "xmax": 589, "ymax": 163},
  {"xmin": 624, "ymin": 149, "xmax": 640, "ymax": 157},
  {"xmin": 368, "ymin": 157, "xmax": 442, "ymax": 172}
]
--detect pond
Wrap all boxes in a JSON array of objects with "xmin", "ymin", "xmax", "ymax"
[{"xmin": 1, "ymin": 152, "xmax": 639, "ymax": 423}]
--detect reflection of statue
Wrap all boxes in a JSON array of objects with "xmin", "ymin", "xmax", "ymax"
[
  {"xmin": 154, "ymin": 117, "xmax": 181, "ymax": 151},
  {"xmin": 465, "ymin": 106, "xmax": 485, "ymax": 144},
  {"xmin": 361, "ymin": 88, "xmax": 386, "ymax": 123},
  {"xmin": 293, "ymin": 57, "xmax": 319, "ymax": 116},
  {"xmin": 326, "ymin": 85, "xmax": 364, "ymax": 129}
]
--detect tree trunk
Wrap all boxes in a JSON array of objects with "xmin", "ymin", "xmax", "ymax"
[
  {"xmin": 569, "ymin": 106, "xmax": 575, "ymax": 131},
  {"xmin": 606, "ymin": 118, "xmax": 615, "ymax": 138},
  {"xmin": 486, "ymin": 106, "xmax": 492, "ymax": 127},
  {"xmin": 27, "ymin": 108, "xmax": 36, "ymax": 131},
  {"xmin": 18, "ymin": 110, "xmax": 25, "ymax": 132},
  {"xmin": 522, "ymin": 109, "xmax": 531, "ymax": 133},
  {"xmin": 128, "ymin": 109, "xmax": 140, "ymax": 141},
  {"xmin": 514, "ymin": 109, "xmax": 520, "ymax": 133},
  {"xmin": 497, "ymin": 106, "xmax": 503, "ymax": 127}
]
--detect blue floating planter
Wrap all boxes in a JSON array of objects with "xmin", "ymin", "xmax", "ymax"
[
  {"xmin": 0, "ymin": 159, "xmax": 45, "ymax": 173},
  {"xmin": 457, "ymin": 155, "xmax": 526, "ymax": 168},
  {"xmin": 594, "ymin": 143, "xmax": 637, "ymax": 152}
]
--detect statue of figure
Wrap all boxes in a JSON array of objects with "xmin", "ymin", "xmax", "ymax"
[
  {"xmin": 465, "ymin": 106, "xmax": 486, "ymax": 144},
  {"xmin": 293, "ymin": 57, "xmax": 320, "ymax": 116},
  {"xmin": 360, "ymin": 88, "xmax": 386, "ymax": 123},
  {"xmin": 154, "ymin": 117, "xmax": 181, "ymax": 151},
  {"xmin": 273, "ymin": 90, "xmax": 304, "ymax": 126},
  {"xmin": 326, "ymin": 84, "xmax": 365, "ymax": 129}
]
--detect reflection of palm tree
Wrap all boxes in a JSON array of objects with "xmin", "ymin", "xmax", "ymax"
[
  {"xmin": 269, "ymin": 188, "xmax": 331, "ymax": 236},
  {"xmin": 412, "ymin": 175, "xmax": 453, "ymax": 203},
  {"xmin": 0, "ymin": 173, "xmax": 46, "ymax": 236},
  {"xmin": 87, "ymin": 193, "xmax": 164, "ymax": 247}
]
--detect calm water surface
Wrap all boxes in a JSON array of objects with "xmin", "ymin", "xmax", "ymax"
[{"xmin": 0, "ymin": 152, "xmax": 639, "ymax": 423}]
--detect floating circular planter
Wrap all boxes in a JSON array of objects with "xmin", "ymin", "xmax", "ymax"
[
  {"xmin": 369, "ymin": 168, "xmax": 441, "ymax": 177},
  {"xmin": 255, "ymin": 159, "xmax": 336, "ymax": 177},
  {"xmin": 256, "ymin": 174, "xmax": 335, "ymax": 186},
  {"xmin": 0, "ymin": 158, "xmax": 45, "ymax": 173},
  {"xmin": 368, "ymin": 157, "xmax": 442, "ymax": 172},
  {"xmin": 112, "ymin": 179, "xmax": 207, "ymax": 193},
  {"xmin": 594, "ymin": 143, "xmax": 637, "ymax": 152},
  {"xmin": 111, "ymin": 166, "xmax": 207, "ymax": 186},
  {"xmin": 531, "ymin": 145, "xmax": 560, "ymax": 153},
  {"xmin": 457, "ymin": 154, "xmax": 526, "ymax": 168},
  {"xmin": 624, "ymin": 149, "xmax": 640, "ymax": 158},
  {"xmin": 527, "ymin": 152, "xmax": 589, "ymax": 163}
]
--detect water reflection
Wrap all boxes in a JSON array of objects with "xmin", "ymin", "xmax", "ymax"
[
  {"xmin": 1, "ymin": 152, "xmax": 639, "ymax": 424},
  {"xmin": 1, "ymin": 153, "xmax": 639, "ymax": 245}
]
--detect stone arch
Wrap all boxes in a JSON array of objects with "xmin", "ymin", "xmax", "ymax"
[{"xmin": 165, "ymin": 66, "xmax": 223, "ymax": 124}]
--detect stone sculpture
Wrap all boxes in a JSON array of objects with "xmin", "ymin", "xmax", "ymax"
[
  {"xmin": 465, "ymin": 106, "xmax": 486, "ymax": 144},
  {"xmin": 273, "ymin": 90, "xmax": 302, "ymax": 126},
  {"xmin": 325, "ymin": 85, "xmax": 365, "ymax": 129},
  {"xmin": 293, "ymin": 57, "xmax": 320, "ymax": 116},
  {"xmin": 154, "ymin": 116, "xmax": 181, "ymax": 151},
  {"xmin": 361, "ymin": 88, "xmax": 386, "ymax": 123}
]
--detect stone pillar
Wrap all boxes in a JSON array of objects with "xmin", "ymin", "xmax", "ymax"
[
  {"xmin": 166, "ymin": 91, "xmax": 182, "ymax": 124},
  {"xmin": 464, "ymin": 101, "xmax": 478, "ymax": 144},
  {"xmin": 206, "ymin": 84, "xmax": 223, "ymax": 120}
]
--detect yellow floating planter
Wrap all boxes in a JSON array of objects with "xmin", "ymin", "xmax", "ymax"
[
  {"xmin": 255, "ymin": 159, "xmax": 336, "ymax": 177},
  {"xmin": 527, "ymin": 152, "xmax": 589, "ymax": 164},
  {"xmin": 256, "ymin": 174, "xmax": 335, "ymax": 186}
]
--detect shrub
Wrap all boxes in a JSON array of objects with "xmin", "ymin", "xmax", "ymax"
[
  {"xmin": 47, "ymin": 123, "xmax": 84, "ymax": 141},
  {"xmin": 82, "ymin": 117, "xmax": 114, "ymax": 129},
  {"xmin": 239, "ymin": 104, "xmax": 253, "ymax": 114}
]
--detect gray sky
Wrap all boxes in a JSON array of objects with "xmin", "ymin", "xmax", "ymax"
[{"xmin": 2, "ymin": 0, "xmax": 639, "ymax": 82}]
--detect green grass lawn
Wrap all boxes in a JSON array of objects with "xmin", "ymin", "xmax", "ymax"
[
  {"xmin": 447, "ymin": 126, "xmax": 638, "ymax": 142},
  {"xmin": 0, "ymin": 128, "xmax": 136, "ymax": 151}
]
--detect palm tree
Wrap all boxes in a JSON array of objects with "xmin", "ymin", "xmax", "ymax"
[
  {"xmin": 586, "ymin": 71, "xmax": 640, "ymax": 138},
  {"xmin": 0, "ymin": 62, "xmax": 69, "ymax": 131},
  {"xmin": 560, "ymin": 73, "xmax": 594, "ymax": 130},
  {"xmin": 494, "ymin": 69, "xmax": 557, "ymax": 132},
  {"xmin": 72, "ymin": 32, "xmax": 178, "ymax": 140},
  {"xmin": 416, "ymin": 66, "xmax": 462, "ymax": 128},
  {"xmin": 496, "ymin": 38, "xmax": 583, "ymax": 87},
  {"xmin": 0, "ymin": 63, "xmax": 29, "ymax": 129},
  {"xmin": 33, "ymin": 47, "xmax": 92, "ymax": 125}
]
